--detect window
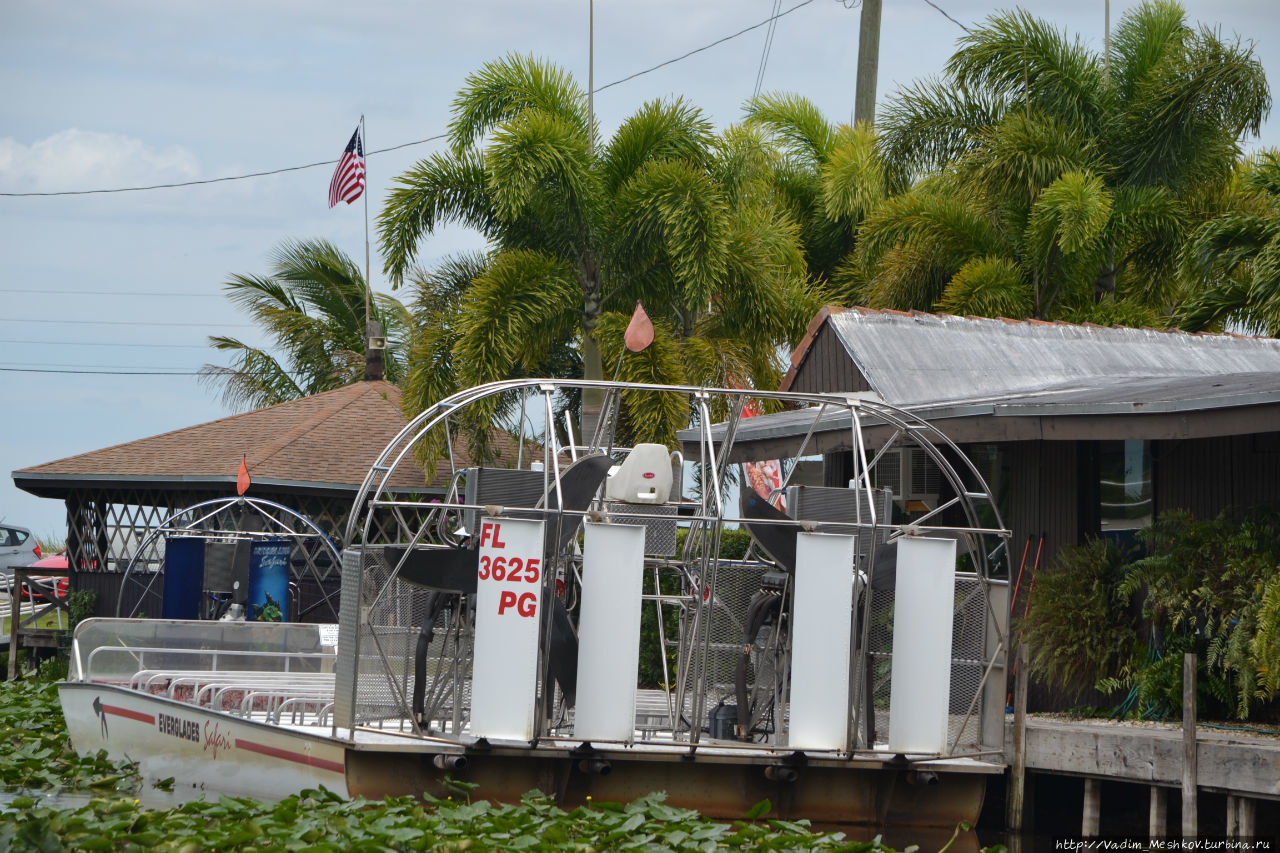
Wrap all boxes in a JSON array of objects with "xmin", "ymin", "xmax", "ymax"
[{"xmin": 1099, "ymin": 440, "xmax": 1152, "ymax": 534}]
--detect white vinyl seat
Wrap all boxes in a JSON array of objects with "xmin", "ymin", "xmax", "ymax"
[{"xmin": 604, "ymin": 444, "xmax": 673, "ymax": 504}]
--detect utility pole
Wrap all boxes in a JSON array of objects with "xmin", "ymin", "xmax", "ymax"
[
  {"xmin": 1104, "ymin": 0, "xmax": 1111, "ymax": 83},
  {"xmin": 854, "ymin": 0, "xmax": 882, "ymax": 126}
]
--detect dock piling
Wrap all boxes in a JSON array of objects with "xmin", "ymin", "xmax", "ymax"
[
  {"xmin": 1006, "ymin": 643, "xmax": 1029, "ymax": 833},
  {"xmin": 1148, "ymin": 786, "xmax": 1167, "ymax": 838},
  {"xmin": 1081, "ymin": 778, "xmax": 1101, "ymax": 837},
  {"xmin": 1181, "ymin": 653, "xmax": 1197, "ymax": 839}
]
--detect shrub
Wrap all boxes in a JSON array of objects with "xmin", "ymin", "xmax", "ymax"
[
  {"xmin": 1125, "ymin": 508, "xmax": 1280, "ymax": 719},
  {"xmin": 1020, "ymin": 508, "xmax": 1280, "ymax": 721},
  {"xmin": 1018, "ymin": 537, "xmax": 1139, "ymax": 699}
]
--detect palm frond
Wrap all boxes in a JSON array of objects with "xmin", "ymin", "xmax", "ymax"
[
  {"xmin": 485, "ymin": 106, "xmax": 596, "ymax": 230},
  {"xmin": 448, "ymin": 54, "xmax": 589, "ymax": 153},
  {"xmin": 935, "ymin": 255, "xmax": 1032, "ymax": 318},
  {"xmin": 967, "ymin": 111, "xmax": 1100, "ymax": 204},
  {"xmin": 198, "ymin": 341, "xmax": 304, "ymax": 412},
  {"xmin": 611, "ymin": 158, "xmax": 731, "ymax": 312},
  {"xmin": 1058, "ymin": 298, "xmax": 1168, "ymax": 328},
  {"xmin": 1026, "ymin": 170, "xmax": 1113, "ymax": 259},
  {"xmin": 1243, "ymin": 149, "xmax": 1280, "ymax": 197},
  {"xmin": 601, "ymin": 98, "xmax": 715, "ymax": 196},
  {"xmin": 1115, "ymin": 25, "xmax": 1269, "ymax": 188},
  {"xmin": 821, "ymin": 122, "xmax": 887, "ymax": 223},
  {"xmin": 453, "ymin": 249, "xmax": 581, "ymax": 388},
  {"xmin": 376, "ymin": 150, "xmax": 494, "ymax": 286},
  {"xmin": 877, "ymin": 78, "xmax": 1009, "ymax": 186},
  {"xmin": 1111, "ymin": 0, "xmax": 1188, "ymax": 102},
  {"xmin": 946, "ymin": 8, "xmax": 1106, "ymax": 133},
  {"xmin": 741, "ymin": 92, "xmax": 834, "ymax": 167},
  {"xmin": 596, "ymin": 312, "xmax": 692, "ymax": 447},
  {"xmin": 855, "ymin": 187, "xmax": 1005, "ymax": 274}
]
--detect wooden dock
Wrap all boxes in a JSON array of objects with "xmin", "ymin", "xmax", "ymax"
[{"xmin": 1004, "ymin": 712, "xmax": 1279, "ymax": 838}]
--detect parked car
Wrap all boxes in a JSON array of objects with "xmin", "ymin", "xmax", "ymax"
[
  {"xmin": 0, "ymin": 523, "xmax": 42, "ymax": 580},
  {"xmin": 23, "ymin": 550, "xmax": 69, "ymax": 600}
]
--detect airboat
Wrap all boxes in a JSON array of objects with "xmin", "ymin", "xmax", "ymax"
[{"xmin": 59, "ymin": 379, "xmax": 1010, "ymax": 831}]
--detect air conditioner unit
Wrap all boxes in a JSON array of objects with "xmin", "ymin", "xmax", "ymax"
[{"xmin": 870, "ymin": 446, "xmax": 941, "ymax": 512}]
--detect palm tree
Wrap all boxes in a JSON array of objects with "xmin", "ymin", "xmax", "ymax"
[
  {"xmin": 1179, "ymin": 150, "xmax": 1280, "ymax": 335},
  {"xmin": 741, "ymin": 93, "xmax": 891, "ymax": 290},
  {"xmin": 201, "ymin": 239, "xmax": 411, "ymax": 411},
  {"xmin": 847, "ymin": 1, "xmax": 1269, "ymax": 324},
  {"xmin": 379, "ymin": 55, "xmax": 820, "ymax": 446}
]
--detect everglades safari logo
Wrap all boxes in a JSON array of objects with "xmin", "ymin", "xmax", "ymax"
[{"xmin": 158, "ymin": 711, "xmax": 201, "ymax": 744}]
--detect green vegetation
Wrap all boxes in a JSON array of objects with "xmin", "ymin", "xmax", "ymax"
[
  {"xmin": 3, "ymin": 788, "xmax": 928, "ymax": 853},
  {"xmin": 1019, "ymin": 508, "xmax": 1280, "ymax": 721},
  {"xmin": 1180, "ymin": 149, "xmax": 1280, "ymax": 335},
  {"xmin": 381, "ymin": 54, "xmax": 822, "ymax": 450},
  {"xmin": 0, "ymin": 670, "xmax": 138, "ymax": 794},
  {"xmin": 846, "ymin": 0, "xmax": 1270, "ymax": 325},
  {"xmin": 201, "ymin": 238, "xmax": 412, "ymax": 412}
]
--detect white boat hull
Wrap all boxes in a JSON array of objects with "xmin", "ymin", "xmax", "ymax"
[{"xmin": 58, "ymin": 682, "xmax": 349, "ymax": 800}]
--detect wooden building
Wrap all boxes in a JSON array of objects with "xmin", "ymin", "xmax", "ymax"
[
  {"xmin": 11, "ymin": 379, "xmax": 526, "ymax": 616},
  {"xmin": 727, "ymin": 306, "xmax": 1280, "ymax": 575}
]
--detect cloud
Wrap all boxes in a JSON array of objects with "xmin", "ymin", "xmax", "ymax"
[{"xmin": 0, "ymin": 129, "xmax": 200, "ymax": 192}]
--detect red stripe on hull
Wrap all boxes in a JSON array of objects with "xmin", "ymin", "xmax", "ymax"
[
  {"xmin": 235, "ymin": 738, "xmax": 345, "ymax": 775},
  {"xmin": 102, "ymin": 704, "xmax": 155, "ymax": 724}
]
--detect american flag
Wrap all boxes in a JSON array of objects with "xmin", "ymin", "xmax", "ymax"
[{"xmin": 328, "ymin": 126, "xmax": 365, "ymax": 207}]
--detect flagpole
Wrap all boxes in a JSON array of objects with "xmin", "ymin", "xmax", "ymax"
[{"xmin": 361, "ymin": 114, "xmax": 371, "ymax": 334}]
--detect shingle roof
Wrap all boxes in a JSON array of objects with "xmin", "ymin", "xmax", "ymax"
[{"xmin": 12, "ymin": 381, "xmax": 523, "ymax": 498}]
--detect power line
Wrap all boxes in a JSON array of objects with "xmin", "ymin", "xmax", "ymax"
[
  {"xmin": 0, "ymin": 134, "xmax": 448, "ymax": 198},
  {"xmin": 0, "ymin": 318, "xmax": 253, "ymax": 328},
  {"xmin": 1, "ymin": 360, "xmax": 204, "ymax": 371},
  {"xmin": 0, "ymin": 338, "xmax": 213, "ymax": 349},
  {"xmin": 1, "ymin": 288, "xmax": 221, "ymax": 297},
  {"xmin": 922, "ymin": 0, "xmax": 969, "ymax": 33},
  {"xmin": 0, "ymin": 366, "xmax": 203, "ymax": 375},
  {"xmin": 597, "ymin": 0, "xmax": 818, "ymax": 94},
  {"xmin": 1, "ymin": 3, "xmax": 827, "ymax": 200},
  {"xmin": 754, "ymin": 0, "xmax": 784, "ymax": 100}
]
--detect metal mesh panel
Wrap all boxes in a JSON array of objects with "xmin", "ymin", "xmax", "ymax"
[
  {"xmin": 462, "ymin": 468, "xmax": 547, "ymax": 534},
  {"xmin": 605, "ymin": 503, "xmax": 679, "ymax": 555},
  {"xmin": 678, "ymin": 559, "xmax": 772, "ymax": 735},
  {"xmin": 863, "ymin": 572, "xmax": 991, "ymax": 753},
  {"xmin": 785, "ymin": 485, "xmax": 892, "ymax": 564},
  {"xmin": 346, "ymin": 546, "xmax": 472, "ymax": 734}
]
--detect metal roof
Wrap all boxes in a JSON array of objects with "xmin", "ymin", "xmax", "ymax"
[
  {"xmin": 686, "ymin": 310, "xmax": 1280, "ymax": 458},
  {"xmin": 819, "ymin": 309, "xmax": 1280, "ymax": 407}
]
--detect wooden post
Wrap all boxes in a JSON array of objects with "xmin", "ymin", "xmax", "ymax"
[
  {"xmin": 1082, "ymin": 777, "xmax": 1101, "ymax": 837},
  {"xmin": 6, "ymin": 573, "xmax": 18, "ymax": 680},
  {"xmin": 1237, "ymin": 797, "xmax": 1255, "ymax": 838},
  {"xmin": 853, "ymin": 0, "xmax": 882, "ymax": 126},
  {"xmin": 1149, "ymin": 786, "xmax": 1167, "ymax": 838},
  {"xmin": 1226, "ymin": 797, "xmax": 1239, "ymax": 838},
  {"xmin": 1182, "ymin": 652, "xmax": 1197, "ymax": 838},
  {"xmin": 1006, "ymin": 643, "xmax": 1029, "ymax": 833}
]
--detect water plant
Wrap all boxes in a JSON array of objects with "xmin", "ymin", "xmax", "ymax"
[
  {"xmin": 2, "ymin": 787, "xmax": 932, "ymax": 852},
  {"xmin": 0, "ymin": 676, "xmax": 139, "ymax": 794}
]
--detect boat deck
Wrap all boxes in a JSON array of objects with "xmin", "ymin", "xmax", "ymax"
[{"xmin": 93, "ymin": 657, "xmax": 1005, "ymax": 777}]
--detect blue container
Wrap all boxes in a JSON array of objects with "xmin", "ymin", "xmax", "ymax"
[
  {"xmin": 247, "ymin": 539, "xmax": 292, "ymax": 621},
  {"xmin": 161, "ymin": 536, "xmax": 206, "ymax": 619}
]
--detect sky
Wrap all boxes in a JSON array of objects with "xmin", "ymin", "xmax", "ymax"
[{"xmin": 3, "ymin": 0, "xmax": 1278, "ymax": 539}]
